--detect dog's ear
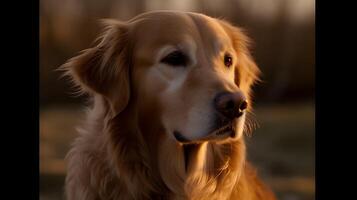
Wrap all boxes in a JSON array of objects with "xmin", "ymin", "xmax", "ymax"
[
  {"xmin": 218, "ymin": 20, "xmax": 261, "ymax": 99},
  {"xmin": 61, "ymin": 20, "xmax": 131, "ymax": 117}
]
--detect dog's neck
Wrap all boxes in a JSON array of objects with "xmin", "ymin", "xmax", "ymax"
[{"xmin": 157, "ymin": 138, "xmax": 246, "ymax": 199}]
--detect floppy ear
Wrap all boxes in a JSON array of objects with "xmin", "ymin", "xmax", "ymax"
[
  {"xmin": 61, "ymin": 20, "xmax": 131, "ymax": 117},
  {"xmin": 218, "ymin": 20, "xmax": 261, "ymax": 99}
]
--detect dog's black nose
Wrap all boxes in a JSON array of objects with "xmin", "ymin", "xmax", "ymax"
[{"xmin": 214, "ymin": 92, "xmax": 248, "ymax": 119}]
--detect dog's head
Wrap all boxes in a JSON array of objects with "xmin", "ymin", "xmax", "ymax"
[{"xmin": 62, "ymin": 11, "xmax": 260, "ymax": 144}]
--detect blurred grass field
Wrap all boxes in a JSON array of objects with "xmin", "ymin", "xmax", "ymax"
[{"xmin": 40, "ymin": 102, "xmax": 314, "ymax": 200}]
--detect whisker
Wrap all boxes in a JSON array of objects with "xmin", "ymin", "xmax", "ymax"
[{"xmin": 244, "ymin": 111, "xmax": 259, "ymax": 137}]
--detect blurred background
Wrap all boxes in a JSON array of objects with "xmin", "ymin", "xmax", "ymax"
[{"xmin": 40, "ymin": 0, "xmax": 315, "ymax": 200}]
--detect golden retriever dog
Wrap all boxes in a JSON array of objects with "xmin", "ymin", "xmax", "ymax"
[{"xmin": 61, "ymin": 11, "xmax": 276, "ymax": 200}]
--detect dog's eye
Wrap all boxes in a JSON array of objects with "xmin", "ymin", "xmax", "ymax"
[
  {"xmin": 224, "ymin": 53, "xmax": 233, "ymax": 68},
  {"xmin": 161, "ymin": 50, "xmax": 188, "ymax": 67}
]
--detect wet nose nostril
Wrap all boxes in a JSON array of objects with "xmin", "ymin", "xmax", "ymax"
[
  {"xmin": 226, "ymin": 100, "xmax": 235, "ymax": 110},
  {"xmin": 214, "ymin": 92, "xmax": 247, "ymax": 119},
  {"xmin": 239, "ymin": 100, "xmax": 248, "ymax": 111}
]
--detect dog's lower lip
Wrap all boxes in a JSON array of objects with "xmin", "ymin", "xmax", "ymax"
[
  {"xmin": 216, "ymin": 126, "xmax": 229, "ymax": 135},
  {"xmin": 214, "ymin": 124, "xmax": 233, "ymax": 136}
]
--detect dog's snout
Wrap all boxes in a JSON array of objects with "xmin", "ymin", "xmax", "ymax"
[{"xmin": 214, "ymin": 92, "xmax": 248, "ymax": 119}]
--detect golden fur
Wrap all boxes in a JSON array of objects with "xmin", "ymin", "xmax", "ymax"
[{"xmin": 61, "ymin": 11, "xmax": 276, "ymax": 200}]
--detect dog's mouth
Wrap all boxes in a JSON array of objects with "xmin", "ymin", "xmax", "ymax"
[
  {"xmin": 210, "ymin": 123, "xmax": 236, "ymax": 138},
  {"xmin": 173, "ymin": 122, "xmax": 236, "ymax": 144}
]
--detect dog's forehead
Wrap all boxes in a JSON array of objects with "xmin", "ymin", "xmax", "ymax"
[
  {"xmin": 130, "ymin": 11, "xmax": 232, "ymax": 64},
  {"xmin": 188, "ymin": 13, "xmax": 233, "ymax": 55}
]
